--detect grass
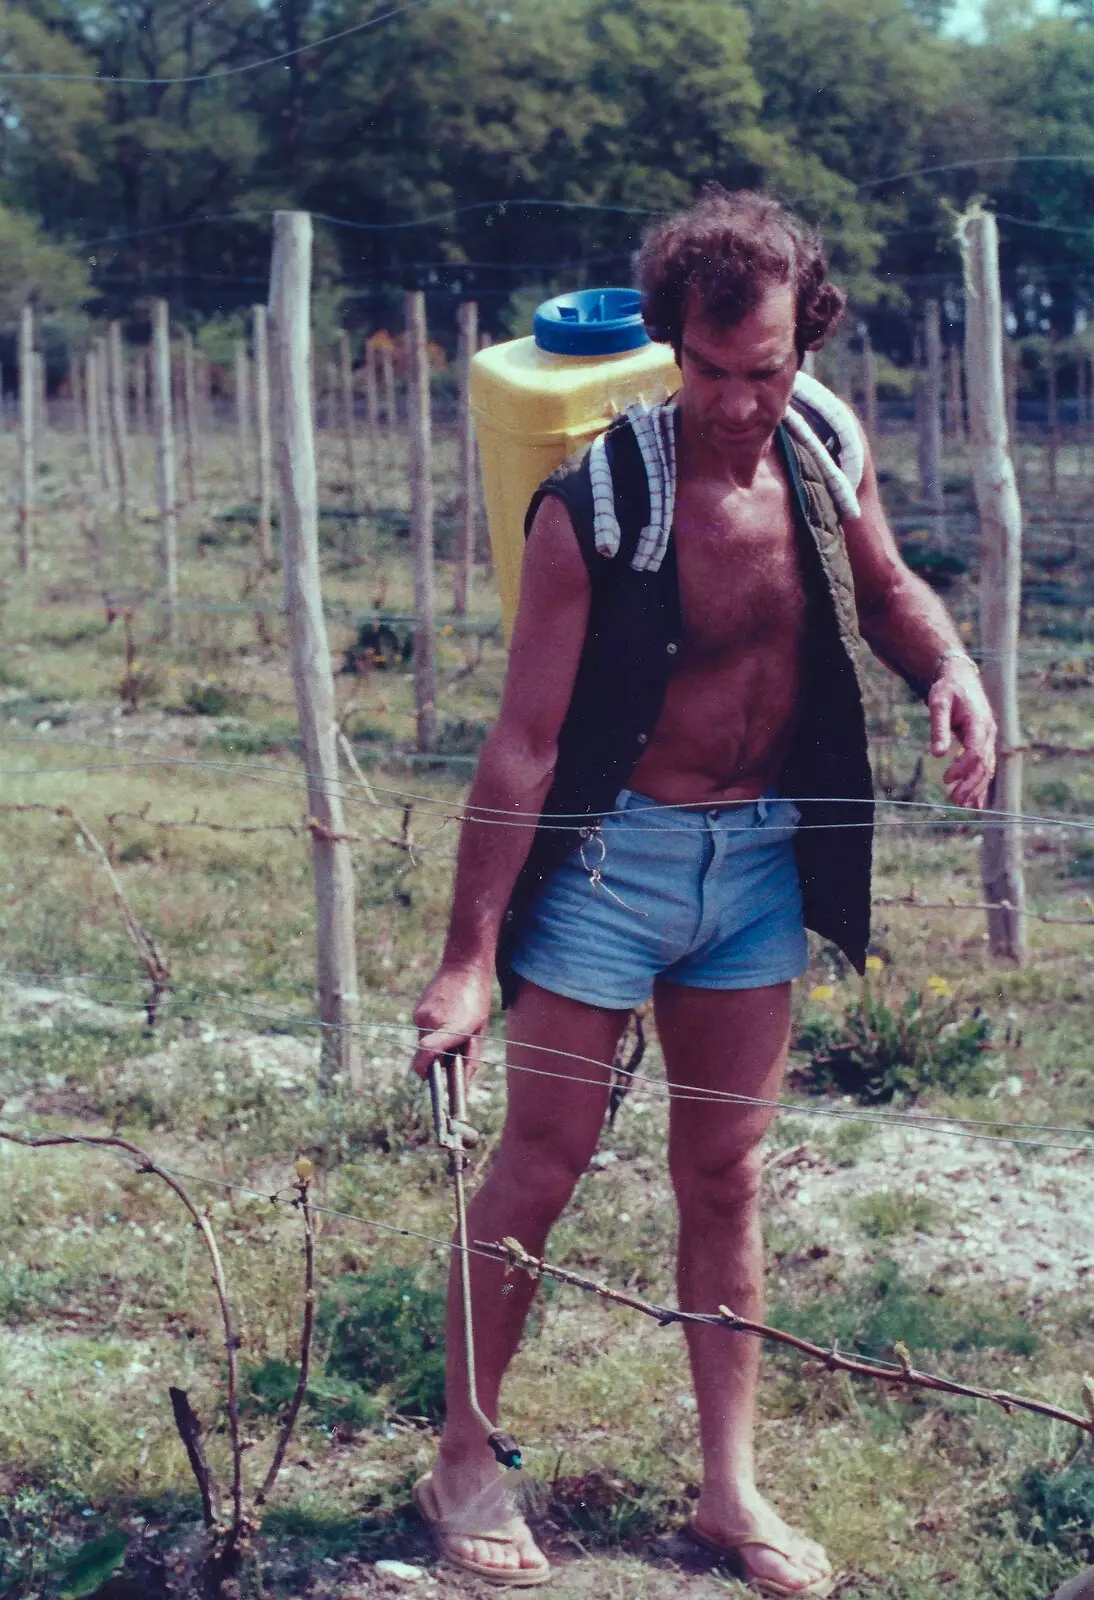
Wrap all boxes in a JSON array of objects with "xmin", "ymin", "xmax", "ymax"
[{"xmin": 1, "ymin": 421, "xmax": 1093, "ymax": 1597}]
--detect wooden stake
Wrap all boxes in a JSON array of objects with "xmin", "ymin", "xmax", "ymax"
[
  {"xmin": 181, "ymin": 330, "xmax": 198, "ymax": 504},
  {"xmin": 151, "ymin": 300, "xmax": 178, "ymax": 640},
  {"xmin": 1045, "ymin": 338, "xmax": 1059, "ymax": 501},
  {"xmin": 1003, "ymin": 337, "xmax": 1022, "ymax": 492},
  {"xmin": 338, "ymin": 332, "xmax": 358, "ymax": 511},
  {"xmin": 133, "ymin": 348, "xmax": 148, "ymax": 435},
  {"xmin": 405, "ymin": 291, "xmax": 438, "ymax": 752},
  {"xmin": 959, "ymin": 206, "xmax": 1026, "ymax": 963},
  {"xmin": 453, "ymin": 300, "xmax": 478, "ymax": 615},
  {"xmin": 381, "ymin": 342, "xmax": 397, "ymax": 448},
  {"xmin": 84, "ymin": 350, "xmax": 102, "ymax": 484},
  {"xmin": 948, "ymin": 344, "xmax": 966, "ymax": 445},
  {"xmin": 106, "ymin": 321, "xmax": 131, "ymax": 523},
  {"xmin": 17, "ymin": 303, "xmax": 34, "ymax": 570},
  {"xmin": 862, "ymin": 332, "xmax": 879, "ymax": 450},
  {"xmin": 364, "ymin": 339, "xmax": 380, "ymax": 477},
  {"xmin": 234, "ymin": 339, "xmax": 251, "ymax": 492},
  {"xmin": 34, "ymin": 349, "xmax": 47, "ymax": 442},
  {"xmin": 95, "ymin": 337, "xmax": 115, "ymax": 493},
  {"xmin": 920, "ymin": 299, "xmax": 945, "ymax": 514},
  {"xmin": 253, "ymin": 304, "xmax": 273, "ymax": 566},
  {"xmin": 268, "ymin": 210, "xmax": 361, "ymax": 1093}
]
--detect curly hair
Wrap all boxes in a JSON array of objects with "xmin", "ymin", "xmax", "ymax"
[{"xmin": 635, "ymin": 187, "xmax": 846, "ymax": 360}]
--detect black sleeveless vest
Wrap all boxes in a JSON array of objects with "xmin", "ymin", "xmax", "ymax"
[{"xmin": 496, "ymin": 415, "xmax": 878, "ymax": 1007}]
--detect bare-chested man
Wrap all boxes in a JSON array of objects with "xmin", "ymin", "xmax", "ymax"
[{"xmin": 411, "ymin": 189, "xmax": 996, "ymax": 1594}]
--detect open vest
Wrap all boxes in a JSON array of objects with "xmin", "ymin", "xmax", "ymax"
[{"xmin": 497, "ymin": 413, "xmax": 877, "ymax": 1008}]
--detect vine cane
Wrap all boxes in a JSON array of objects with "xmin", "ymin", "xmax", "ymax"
[{"xmin": 428, "ymin": 1054, "xmax": 523, "ymax": 1470}]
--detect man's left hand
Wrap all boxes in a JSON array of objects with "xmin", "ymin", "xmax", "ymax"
[{"xmin": 928, "ymin": 658, "xmax": 997, "ymax": 809}]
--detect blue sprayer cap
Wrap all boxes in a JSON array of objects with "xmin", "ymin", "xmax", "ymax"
[{"xmin": 533, "ymin": 288, "xmax": 650, "ymax": 356}]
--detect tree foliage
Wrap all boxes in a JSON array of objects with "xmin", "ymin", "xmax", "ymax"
[{"xmin": 0, "ymin": 0, "xmax": 1089, "ymax": 340}]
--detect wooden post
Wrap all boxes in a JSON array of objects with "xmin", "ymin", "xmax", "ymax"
[
  {"xmin": 85, "ymin": 349, "xmax": 102, "ymax": 486},
  {"xmin": 833, "ymin": 319, "xmax": 851, "ymax": 400},
  {"xmin": 381, "ymin": 342, "xmax": 397, "ymax": 449},
  {"xmin": 181, "ymin": 330, "xmax": 198, "ymax": 504},
  {"xmin": 17, "ymin": 303, "xmax": 34, "ymax": 570},
  {"xmin": 106, "ymin": 321, "xmax": 131, "ymax": 522},
  {"xmin": 405, "ymin": 291, "xmax": 438, "ymax": 752},
  {"xmin": 453, "ymin": 300, "xmax": 478, "ymax": 615},
  {"xmin": 151, "ymin": 300, "xmax": 178, "ymax": 639},
  {"xmin": 959, "ymin": 206, "xmax": 1026, "ymax": 963},
  {"xmin": 253, "ymin": 305, "xmax": 273, "ymax": 566},
  {"xmin": 133, "ymin": 349, "xmax": 148, "ymax": 436},
  {"xmin": 1003, "ymin": 337, "xmax": 1022, "ymax": 492},
  {"xmin": 234, "ymin": 339, "xmax": 252, "ymax": 493},
  {"xmin": 338, "ymin": 332, "xmax": 358, "ymax": 511},
  {"xmin": 862, "ymin": 332, "xmax": 880, "ymax": 450},
  {"xmin": 94, "ymin": 337, "xmax": 115, "ymax": 493},
  {"xmin": 34, "ymin": 350, "xmax": 47, "ymax": 442},
  {"xmin": 71, "ymin": 353, "xmax": 85, "ymax": 439},
  {"xmin": 921, "ymin": 299, "xmax": 945, "ymax": 514},
  {"xmin": 1045, "ymin": 338, "xmax": 1059, "ymax": 501},
  {"xmin": 268, "ymin": 210, "xmax": 361, "ymax": 1093},
  {"xmin": 364, "ymin": 339, "xmax": 380, "ymax": 476},
  {"xmin": 948, "ymin": 344, "xmax": 966, "ymax": 445}
]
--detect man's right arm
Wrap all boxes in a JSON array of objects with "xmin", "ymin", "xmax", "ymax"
[{"xmin": 411, "ymin": 494, "xmax": 591, "ymax": 1079}]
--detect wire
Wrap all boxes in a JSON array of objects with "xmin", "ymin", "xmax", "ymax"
[
  {"xmin": 4, "ymin": 968, "xmax": 1091, "ymax": 1153},
  {"xmin": 3, "ymin": 729, "xmax": 1094, "ymax": 837},
  {"xmin": 856, "ymin": 155, "xmax": 1094, "ymax": 190},
  {"xmin": 0, "ymin": 0, "xmax": 433, "ymax": 86},
  {"xmin": 0, "ymin": 1110, "xmax": 495, "ymax": 1264}
]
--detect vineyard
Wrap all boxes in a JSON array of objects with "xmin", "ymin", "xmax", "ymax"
[{"xmin": 2, "ymin": 264, "xmax": 1094, "ymax": 1600}]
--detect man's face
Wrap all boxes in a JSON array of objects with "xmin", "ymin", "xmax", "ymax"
[{"xmin": 678, "ymin": 281, "xmax": 799, "ymax": 455}]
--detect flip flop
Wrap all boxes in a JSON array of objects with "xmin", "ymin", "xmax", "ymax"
[
  {"xmin": 413, "ymin": 1472, "xmax": 552, "ymax": 1589},
  {"xmin": 689, "ymin": 1517, "xmax": 837, "ymax": 1598}
]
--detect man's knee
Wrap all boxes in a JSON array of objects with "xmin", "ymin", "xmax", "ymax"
[
  {"xmin": 488, "ymin": 1129, "xmax": 595, "ymax": 1221},
  {"xmin": 671, "ymin": 1138, "xmax": 765, "ymax": 1221}
]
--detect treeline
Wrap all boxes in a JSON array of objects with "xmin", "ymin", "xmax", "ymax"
[{"xmin": 1, "ymin": 0, "xmax": 1093, "ymax": 353}]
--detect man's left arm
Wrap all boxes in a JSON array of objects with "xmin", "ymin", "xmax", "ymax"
[{"xmin": 841, "ymin": 434, "xmax": 997, "ymax": 810}]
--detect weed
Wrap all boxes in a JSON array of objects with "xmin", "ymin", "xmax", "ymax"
[
  {"xmin": 182, "ymin": 678, "xmax": 248, "ymax": 717},
  {"xmin": 548, "ymin": 1471, "xmax": 679, "ymax": 1546},
  {"xmin": 772, "ymin": 1257, "xmax": 1038, "ymax": 1361},
  {"xmin": 795, "ymin": 975, "xmax": 995, "ymax": 1104},
  {"xmin": 850, "ymin": 1190, "xmax": 944, "ymax": 1240},
  {"xmin": 1015, "ymin": 1461, "xmax": 1094, "ymax": 1557},
  {"xmin": 241, "ymin": 1358, "xmax": 383, "ymax": 1431},
  {"xmin": 319, "ymin": 1265, "xmax": 446, "ymax": 1420}
]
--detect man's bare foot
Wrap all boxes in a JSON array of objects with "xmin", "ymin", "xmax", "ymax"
[
  {"xmin": 427, "ymin": 1449, "xmax": 549, "ymax": 1580},
  {"xmin": 693, "ymin": 1486, "xmax": 833, "ymax": 1595}
]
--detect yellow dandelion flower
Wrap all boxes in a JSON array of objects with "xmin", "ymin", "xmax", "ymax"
[
  {"xmin": 926, "ymin": 975, "xmax": 953, "ymax": 997},
  {"xmin": 865, "ymin": 955, "xmax": 885, "ymax": 972},
  {"xmin": 809, "ymin": 984, "xmax": 835, "ymax": 1002}
]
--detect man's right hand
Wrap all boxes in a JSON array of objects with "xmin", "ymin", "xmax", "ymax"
[{"xmin": 411, "ymin": 962, "xmax": 495, "ymax": 1084}]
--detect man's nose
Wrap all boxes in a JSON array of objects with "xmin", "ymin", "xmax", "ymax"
[{"xmin": 718, "ymin": 382, "xmax": 756, "ymax": 425}]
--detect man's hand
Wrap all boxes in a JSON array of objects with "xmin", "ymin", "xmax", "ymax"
[
  {"xmin": 928, "ymin": 658, "xmax": 997, "ymax": 809},
  {"xmin": 411, "ymin": 961, "xmax": 495, "ymax": 1084}
]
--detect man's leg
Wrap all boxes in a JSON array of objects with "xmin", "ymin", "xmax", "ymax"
[
  {"xmin": 655, "ymin": 980, "xmax": 832, "ymax": 1593},
  {"xmin": 431, "ymin": 980, "xmax": 629, "ymax": 1575}
]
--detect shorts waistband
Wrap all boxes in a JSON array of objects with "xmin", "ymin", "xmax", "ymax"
[{"xmin": 611, "ymin": 788, "xmax": 792, "ymax": 825}]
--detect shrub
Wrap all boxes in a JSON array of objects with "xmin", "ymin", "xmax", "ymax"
[
  {"xmin": 242, "ymin": 1358, "xmax": 383, "ymax": 1432},
  {"xmin": 319, "ymin": 1266, "xmax": 447, "ymax": 1420},
  {"xmin": 1016, "ymin": 1463, "xmax": 1094, "ymax": 1558},
  {"xmin": 796, "ymin": 974, "xmax": 994, "ymax": 1104},
  {"xmin": 183, "ymin": 678, "xmax": 247, "ymax": 717}
]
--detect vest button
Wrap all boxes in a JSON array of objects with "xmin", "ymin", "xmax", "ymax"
[
  {"xmin": 637, "ymin": 733, "xmax": 648, "ymax": 744},
  {"xmin": 666, "ymin": 642, "xmax": 678, "ymax": 655}
]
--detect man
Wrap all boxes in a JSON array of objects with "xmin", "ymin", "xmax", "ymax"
[{"xmin": 411, "ymin": 189, "xmax": 996, "ymax": 1594}]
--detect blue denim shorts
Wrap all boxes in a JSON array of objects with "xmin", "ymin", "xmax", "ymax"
[{"xmin": 509, "ymin": 789, "xmax": 809, "ymax": 1010}]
